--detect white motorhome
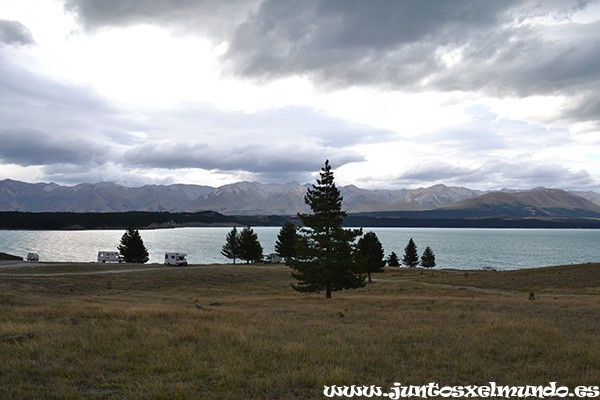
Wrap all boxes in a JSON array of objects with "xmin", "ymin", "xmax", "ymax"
[
  {"xmin": 263, "ymin": 253, "xmax": 283, "ymax": 264},
  {"xmin": 26, "ymin": 253, "xmax": 39, "ymax": 262},
  {"xmin": 165, "ymin": 252, "xmax": 188, "ymax": 266},
  {"xmin": 97, "ymin": 251, "xmax": 124, "ymax": 263}
]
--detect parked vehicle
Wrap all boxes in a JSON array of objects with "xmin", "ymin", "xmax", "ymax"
[
  {"xmin": 97, "ymin": 251, "xmax": 124, "ymax": 263},
  {"xmin": 263, "ymin": 253, "xmax": 283, "ymax": 264},
  {"xmin": 26, "ymin": 253, "xmax": 39, "ymax": 262},
  {"xmin": 165, "ymin": 252, "xmax": 188, "ymax": 266}
]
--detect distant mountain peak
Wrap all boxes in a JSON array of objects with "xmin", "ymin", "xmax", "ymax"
[{"xmin": 0, "ymin": 179, "xmax": 598, "ymax": 216}]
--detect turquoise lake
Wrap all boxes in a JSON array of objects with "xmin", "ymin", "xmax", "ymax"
[{"xmin": 0, "ymin": 227, "xmax": 598, "ymax": 270}]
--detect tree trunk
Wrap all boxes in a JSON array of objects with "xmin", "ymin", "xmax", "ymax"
[
  {"xmin": 326, "ymin": 286, "xmax": 332, "ymax": 299},
  {"xmin": 368, "ymin": 272, "xmax": 372, "ymax": 283}
]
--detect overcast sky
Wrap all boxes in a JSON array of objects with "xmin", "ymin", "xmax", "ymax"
[{"xmin": 0, "ymin": 0, "xmax": 599, "ymax": 191}]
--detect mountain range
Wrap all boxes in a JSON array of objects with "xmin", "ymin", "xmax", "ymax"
[{"xmin": 1, "ymin": 178, "xmax": 600, "ymax": 219}]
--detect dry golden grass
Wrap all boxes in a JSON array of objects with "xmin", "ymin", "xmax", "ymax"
[
  {"xmin": 1, "ymin": 263, "xmax": 600, "ymax": 399},
  {"xmin": 383, "ymin": 262, "xmax": 600, "ymax": 294}
]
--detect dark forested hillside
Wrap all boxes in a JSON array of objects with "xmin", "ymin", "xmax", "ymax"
[
  {"xmin": 0, "ymin": 211, "xmax": 296, "ymax": 230},
  {"xmin": 1, "ymin": 210, "xmax": 599, "ymax": 230}
]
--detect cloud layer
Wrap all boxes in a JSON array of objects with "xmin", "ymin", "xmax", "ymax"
[{"xmin": 0, "ymin": 0, "xmax": 598, "ymax": 192}]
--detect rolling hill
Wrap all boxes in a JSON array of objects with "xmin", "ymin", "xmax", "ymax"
[{"xmin": 441, "ymin": 188, "xmax": 600, "ymax": 218}]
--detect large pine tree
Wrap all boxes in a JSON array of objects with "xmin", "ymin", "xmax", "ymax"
[
  {"xmin": 289, "ymin": 160, "xmax": 365, "ymax": 298},
  {"xmin": 118, "ymin": 224, "xmax": 149, "ymax": 264}
]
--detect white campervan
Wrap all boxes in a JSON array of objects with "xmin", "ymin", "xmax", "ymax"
[
  {"xmin": 97, "ymin": 251, "xmax": 124, "ymax": 263},
  {"xmin": 263, "ymin": 253, "xmax": 283, "ymax": 264},
  {"xmin": 165, "ymin": 252, "xmax": 188, "ymax": 266}
]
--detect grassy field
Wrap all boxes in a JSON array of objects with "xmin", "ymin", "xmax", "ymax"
[{"xmin": 1, "ymin": 262, "xmax": 600, "ymax": 399}]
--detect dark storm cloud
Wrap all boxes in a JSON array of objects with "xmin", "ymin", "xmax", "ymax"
[
  {"xmin": 429, "ymin": 22, "xmax": 600, "ymax": 99},
  {"xmin": 123, "ymin": 140, "xmax": 364, "ymax": 176},
  {"xmin": 224, "ymin": 0, "xmax": 598, "ymax": 96},
  {"xmin": 0, "ymin": 19, "xmax": 35, "ymax": 46},
  {"xmin": 0, "ymin": 127, "xmax": 108, "ymax": 166},
  {"xmin": 225, "ymin": 0, "xmax": 515, "ymax": 83},
  {"xmin": 63, "ymin": 0, "xmax": 259, "ymax": 36},
  {"xmin": 559, "ymin": 89, "xmax": 600, "ymax": 133}
]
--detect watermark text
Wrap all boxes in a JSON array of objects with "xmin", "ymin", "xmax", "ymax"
[{"xmin": 323, "ymin": 382, "xmax": 600, "ymax": 398}]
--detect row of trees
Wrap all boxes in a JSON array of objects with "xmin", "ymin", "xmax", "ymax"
[
  {"xmin": 119, "ymin": 219, "xmax": 436, "ymax": 271},
  {"xmin": 388, "ymin": 238, "xmax": 436, "ymax": 268},
  {"xmin": 221, "ymin": 226, "xmax": 264, "ymax": 264},
  {"xmin": 277, "ymin": 160, "xmax": 437, "ymax": 298},
  {"xmin": 275, "ymin": 222, "xmax": 435, "ymax": 274},
  {"xmin": 277, "ymin": 223, "xmax": 436, "ymax": 270}
]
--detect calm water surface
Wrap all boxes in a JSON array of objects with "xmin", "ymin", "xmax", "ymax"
[{"xmin": 0, "ymin": 227, "xmax": 598, "ymax": 270}]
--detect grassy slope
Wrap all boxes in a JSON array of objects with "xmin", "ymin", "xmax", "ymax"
[{"xmin": 1, "ymin": 263, "xmax": 600, "ymax": 399}]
